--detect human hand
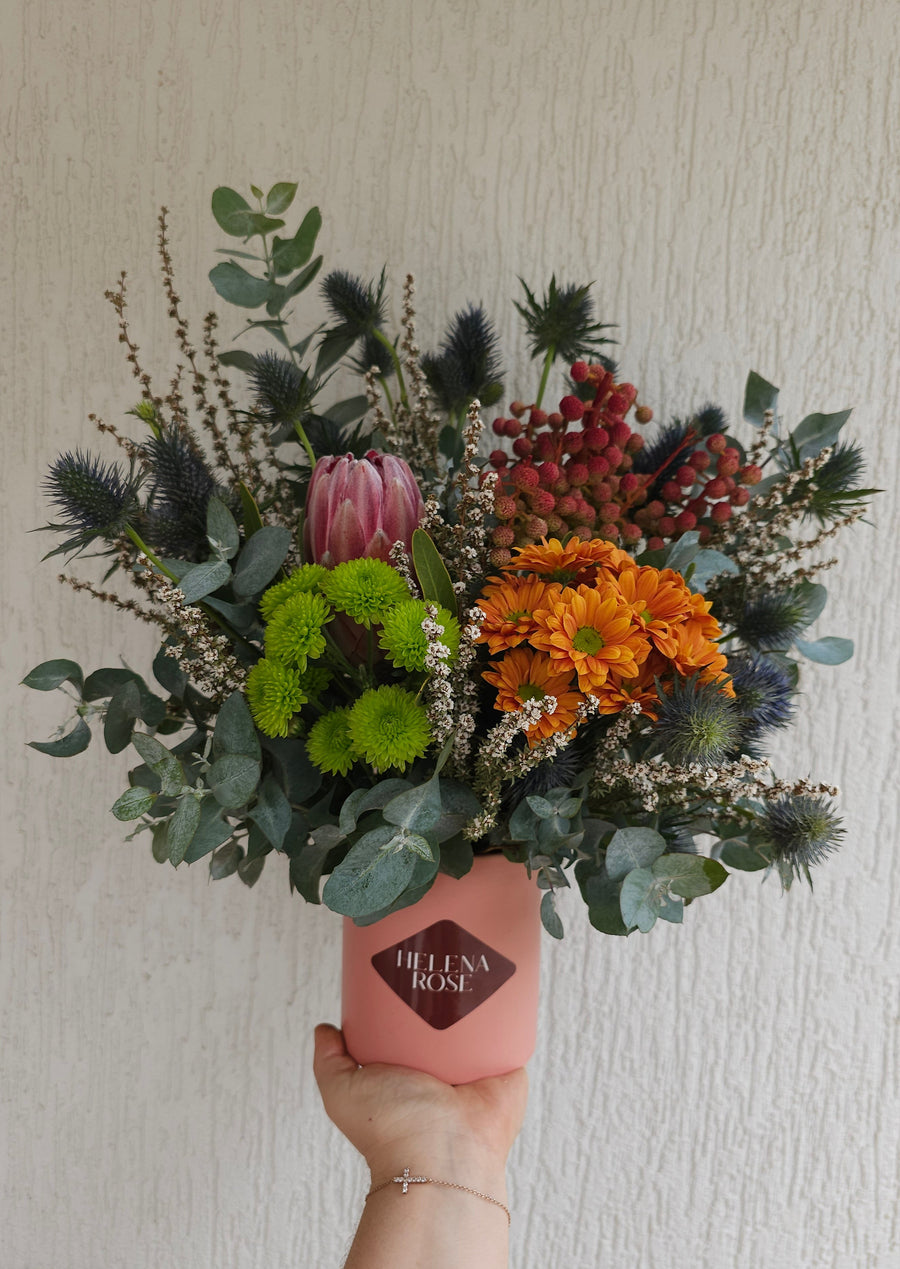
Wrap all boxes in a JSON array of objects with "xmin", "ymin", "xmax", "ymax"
[{"xmin": 312, "ymin": 1023, "xmax": 528, "ymax": 1188}]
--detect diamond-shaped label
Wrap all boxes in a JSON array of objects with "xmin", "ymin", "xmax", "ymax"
[{"xmin": 371, "ymin": 919, "xmax": 516, "ymax": 1030}]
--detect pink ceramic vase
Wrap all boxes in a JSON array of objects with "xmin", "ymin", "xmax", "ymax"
[{"xmin": 342, "ymin": 853, "xmax": 542, "ymax": 1085}]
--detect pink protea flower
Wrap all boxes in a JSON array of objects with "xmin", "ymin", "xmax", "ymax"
[{"xmin": 304, "ymin": 450, "xmax": 425, "ymax": 569}]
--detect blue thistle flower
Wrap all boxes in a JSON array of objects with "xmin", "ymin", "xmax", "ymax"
[
  {"xmin": 762, "ymin": 794, "xmax": 844, "ymax": 889},
  {"xmin": 354, "ymin": 331, "xmax": 395, "ymax": 378},
  {"xmin": 43, "ymin": 449, "xmax": 141, "ymax": 553},
  {"xmin": 320, "ymin": 268, "xmax": 387, "ymax": 338},
  {"xmin": 632, "ymin": 419, "xmax": 692, "ymax": 484},
  {"xmin": 649, "ymin": 676, "xmax": 742, "ymax": 766},
  {"xmin": 141, "ymin": 428, "xmax": 221, "ymax": 561},
  {"xmin": 728, "ymin": 653, "xmax": 795, "ymax": 754},
  {"xmin": 247, "ymin": 352, "xmax": 316, "ymax": 428},
  {"xmin": 735, "ymin": 589, "xmax": 812, "ymax": 651},
  {"xmin": 804, "ymin": 441, "xmax": 872, "ymax": 523},
  {"xmin": 422, "ymin": 305, "xmax": 505, "ymax": 414},
  {"xmin": 514, "ymin": 276, "xmax": 615, "ymax": 364}
]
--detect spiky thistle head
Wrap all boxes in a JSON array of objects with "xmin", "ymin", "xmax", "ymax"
[
  {"xmin": 247, "ymin": 351, "xmax": 317, "ymax": 429},
  {"xmin": 320, "ymin": 268, "xmax": 388, "ymax": 339},
  {"xmin": 692, "ymin": 403, "xmax": 728, "ymax": 436},
  {"xmin": 727, "ymin": 653, "xmax": 795, "ymax": 754},
  {"xmin": 631, "ymin": 419, "xmax": 693, "ymax": 484},
  {"xmin": 734, "ymin": 588, "xmax": 813, "ymax": 652},
  {"xmin": 43, "ymin": 449, "xmax": 141, "ymax": 554},
  {"xmin": 649, "ymin": 675, "xmax": 742, "ymax": 766},
  {"xmin": 761, "ymin": 794, "xmax": 844, "ymax": 889},
  {"xmin": 140, "ymin": 427, "xmax": 221, "ymax": 561},
  {"xmin": 802, "ymin": 440, "xmax": 872, "ymax": 523},
  {"xmin": 514, "ymin": 276, "xmax": 616, "ymax": 364},
  {"xmin": 422, "ymin": 305, "xmax": 504, "ymax": 414},
  {"xmin": 354, "ymin": 331, "xmax": 395, "ymax": 378}
]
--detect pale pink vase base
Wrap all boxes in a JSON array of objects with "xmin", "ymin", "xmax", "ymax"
[{"xmin": 342, "ymin": 855, "xmax": 542, "ymax": 1085}]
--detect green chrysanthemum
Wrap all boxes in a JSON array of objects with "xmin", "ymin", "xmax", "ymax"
[
  {"xmin": 378, "ymin": 600, "xmax": 461, "ymax": 671},
  {"xmin": 245, "ymin": 659, "xmax": 307, "ymax": 738},
  {"xmin": 348, "ymin": 685, "xmax": 431, "ymax": 773},
  {"xmin": 264, "ymin": 590, "xmax": 331, "ymax": 670},
  {"xmin": 260, "ymin": 565, "xmax": 329, "ymax": 621},
  {"xmin": 306, "ymin": 707, "xmax": 357, "ymax": 776},
  {"xmin": 320, "ymin": 558, "xmax": 411, "ymax": 628}
]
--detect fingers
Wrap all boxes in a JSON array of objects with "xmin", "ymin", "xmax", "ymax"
[{"xmin": 313, "ymin": 1023, "xmax": 359, "ymax": 1091}]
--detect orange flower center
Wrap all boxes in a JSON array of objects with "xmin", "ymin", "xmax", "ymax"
[{"xmin": 572, "ymin": 625, "xmax": 605, "ymax": 655}]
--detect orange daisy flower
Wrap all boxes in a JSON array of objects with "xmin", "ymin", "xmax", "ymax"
[
  {"xmin": 476, "ymin": 576, "xmax": 561, "ymax": 654},
  {"xmin": 684, "ymin": 590, "xmax": 723, "ymax": 642},
  {"xmin": 591, "ymin": 671, "xmax": 662, "ymax": 717},
  {"xmin": 506, "ymin": 537, "xmax": 633, "ymax": 586},
  {"xmin": 482, "ymin": 648, "xmax": 584, "ymax": 746},
  {"xmin": 616, "ymin": 565, "xmax": 694, "ymax": 658},
  {"xmin": 532, "ymin": 583, "xmax": 650, "ymax": 691},
  {"xmin": 668, "ymin": 621, "xmax": 733, "ymax": 691}
]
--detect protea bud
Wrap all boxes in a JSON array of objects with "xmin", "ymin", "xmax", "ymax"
[{"xmin": 304, "ymin": 450, "xmax": 425, "ymax": 569}]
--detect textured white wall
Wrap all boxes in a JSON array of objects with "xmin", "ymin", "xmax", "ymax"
[{"xmin": 2, "ymin": 1, "xmax": 898, "ymax": 1266}]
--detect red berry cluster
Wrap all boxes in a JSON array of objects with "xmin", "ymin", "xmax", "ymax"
[
  {"xmin": 486, "ymin": 362, "xmax": 651, "ymax": 566},
  {"xmin": 485, "ymin": 361, "xmax": 761, "ymax": 565},
  {"xmin": 634, "ymin": 433, "xmax": 762, "ymax": 550}
]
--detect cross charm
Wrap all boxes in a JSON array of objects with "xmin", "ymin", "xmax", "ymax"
[{"xmin": 392, "ymin": 1167, "xmax": 428, "ymax": 1194}]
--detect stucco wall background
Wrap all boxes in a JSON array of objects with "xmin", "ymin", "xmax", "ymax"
[{"xmin": 2, "ymin": 1, "xmax": 898, "ymax": 1266}]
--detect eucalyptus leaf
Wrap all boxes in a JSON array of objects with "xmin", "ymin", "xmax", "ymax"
[
  {"xmin": 238, "ymin": 855, "xmax": 266, "ymax": 887},
  {"xmin": 316, "ymin": 330, "xmax": 358, "ymax": 377},
  {"xmin": 152, "ymin": 646, "xmax": 187, "ymax": 698},
  {"xmin": 794, "ymin": 635, "xmax": 854, "ymax": 665},
  {"xmin": 207, "ymin": 839, "xmax": 242, "ymax": 879},
  {"xmin": 719, "ymin": 839, "xmax": 772, "ymax": 871},
  {"xmin": 213, "ymin": 690, "xmax": 261, "ymax": 759},
  {"xmin": 209, "ymin": 261, "xmax": 272, "ymax": 308},
  {"xmin": 182, "ymin": 799, "xmax": 234, "ymax": 864},
  {"xmin": 206, "ymin": 496, "xmax": 241, "ymax": 560},
  {"xmin": 605, "ymin": 827, "xmax": 667, "ymax": 881},
  {"xmin": 382, "ymin": 778, "xmax": 442, "ymax": 834},
  {"xmin": 540, "ymin": 891, "xmax": 564, "ymax": 939},
  {"xmin": 104, "ymin": 680, "xmax": 142, "ymax": 754},
  {"xmin": 284, "ymin": 256, "xmax": 323, "ymax": 300},
  {"xmin": 689, "ymin": 549, "xmax": 740, "ymax": 590},
  {"xmin": 111, "ymin": 785, "xmax": 156, "ymax": 821},
  {"xmin": 208, "ymin": 753, "xmax": 261, "ymax": 809},
  {"xmin": 249, "ymin": 773, "xmax": 292, "ymax": 849},
  {"xmin": 211, "ymin": 186, "xmax": 253, "ymax": 236},
  {"xmin": 167, "ymin": 794, "xmax": 202, "ymax": 866},
  {"xmin": 326, "ymin": 395, "xmax": 369, "ymax": 427},
  {"xmin": 216, "ymin": 349, "xmax": 258, "ymax": 374},
  {"xmin": 22, "ymin": 659, "xmax": 83, "ymax": 693},
  {"xmin": 526, "ymin": 795, "xmax": 556, "ymax": 820},
  {"xmin": 265, "ymin": 182, "xmax": 298, "ymax": 215},
  {"xmin": 663, "ymin": 531, "xmax": 700, "ymax": 577},
  {"xmin": 791, "ymin": 409, "xmax": 852, "ymax": 462},
  {"xmin": 322, "ymin": 826, "xmax": 416, "ymax": 917},
  {"xmin": 232, "ymin": 525, "xmax": 292, "ymax": 599},
  {"xmin": 338, "ymin": 779, "xmax": 411, "ymax": 835},
  {"xmin": 272, "ymin": 206, "xmax": 322, "ymax": 275},
  {"xmin": 652, "ymin": 853, "xmax": 728, "ymax": 898},
  {"xmin": 238, "ymin": 482, "xmax": 265, "ymax": 538},
  {"xmin": 743, "ymin": 371, "xmax": 779, "ymax": 428},
  {"xmin": 179, "ymin": 558, "xmax": 232, "ymax": 604},
  {"xmin": 261, "ymin": 735, "xmax": 323, "ymax": 803},
  {"xmin": 131, "ymin": 731, "xmax": 170, "ymax": 769},
  {"xmin": 438, "ymin": 835, "xmax": 475, "ymax": 878},
  {"xmin": 28, "ymin": 717, "xmax": 92, "ymax": 757},
  {"xmin": 619, "ymin": 867, "xmax": 661, "ymax": 933},
  {"xmin": 576, "ymin": 864, "xmax": 628, "ymax": 937}
]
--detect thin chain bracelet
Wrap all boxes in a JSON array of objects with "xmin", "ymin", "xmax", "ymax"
[{"xmin": 366, "ymin": 1167, "xmax": 511, "ymax": 1226}]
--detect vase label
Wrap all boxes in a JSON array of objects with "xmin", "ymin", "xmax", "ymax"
[{"xmin": 371, "ymin": 919, "xmax": 516, "ymax": 1030}]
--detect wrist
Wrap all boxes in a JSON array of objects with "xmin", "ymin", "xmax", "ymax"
[{"xmin": 366, "ymin": 1133, "xmax": 509, "ymax": 1199}]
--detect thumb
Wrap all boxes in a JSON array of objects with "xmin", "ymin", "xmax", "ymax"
[{"xmin": 313, "ymin": 1023, "xmax": 359, "ymax": 1090}]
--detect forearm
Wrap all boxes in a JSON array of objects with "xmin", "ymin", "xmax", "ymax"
[{"xmin": 344, "ymin": 1142, "xmax": 510, "ymax": 1269}]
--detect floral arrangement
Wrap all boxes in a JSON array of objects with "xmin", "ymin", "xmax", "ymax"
[{"xmin": 25, "ymin": 181, "xmax": 875, "ymax": 938}]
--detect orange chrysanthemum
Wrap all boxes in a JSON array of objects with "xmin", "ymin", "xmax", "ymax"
[
  {"xmin": 476, "ymin": 577, "xmax": 560, "ymax": 654},
  {"xmin": 616, "ymin": 565, "xmax": 694, "ymax": 658},
  {"xmin": 668, "ymin": 621, "xmax": 733, "ymax": 691},
  {"xmin": 482, "ymin": 648, "xmax": 583, "ymax": 745},
  {"xmin": 591, "ymin": 671, "xmax": 662, "ymax": 717},
  {"xmin": 505, "ymin": 537, "xmax": 633, "ymax": 586},
  {"xmin": 532, "ymin": 583, "xmax": 650, "ymax": 691}
]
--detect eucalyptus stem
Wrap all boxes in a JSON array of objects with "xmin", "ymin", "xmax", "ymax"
[
  {"xmin": 534, "ymin": 345, "xmax": 556, "ymax": 410},
  {"xmin": 374, "ymin": 328, "xmax": 408, "ymax": 408}
]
